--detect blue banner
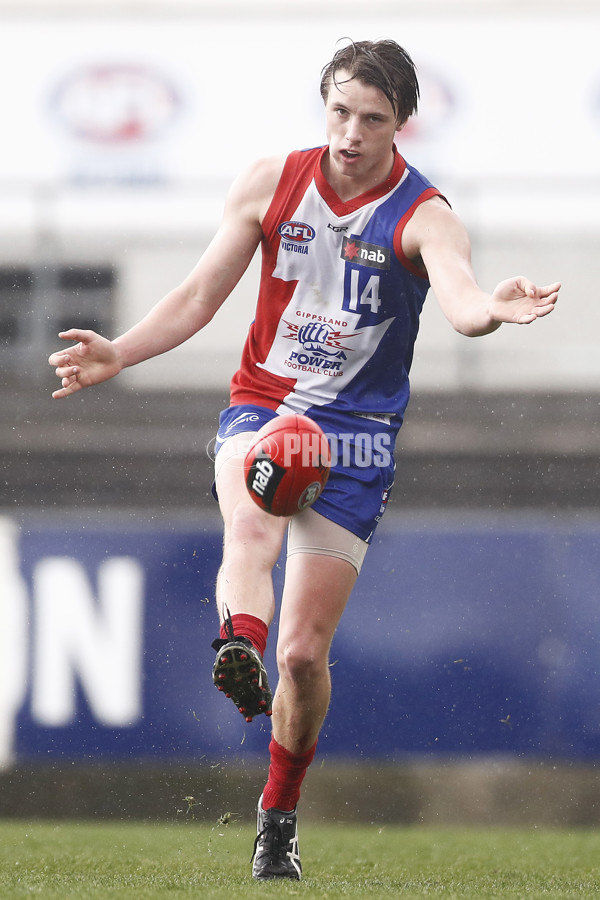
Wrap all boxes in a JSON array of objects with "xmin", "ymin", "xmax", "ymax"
[{"xmin": 3, "ymin": 512, "xmax": 599, "ymax": 764}]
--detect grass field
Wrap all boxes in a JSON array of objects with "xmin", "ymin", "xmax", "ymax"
[{"xmin": 1, "ymin": 821, "xmax": 600, "ymax": 899}]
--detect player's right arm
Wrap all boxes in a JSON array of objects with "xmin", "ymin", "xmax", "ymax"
[{"xmin": 48, "ymin": 156, "xmax": 285, "ymax": 399}]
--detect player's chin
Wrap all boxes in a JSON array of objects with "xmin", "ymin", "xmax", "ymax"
[
  {"xmin": 331, "ymin": 149, "xmax": 361, "ymax": 170},
  {"xmin": 338, "ymin": 152, "xmax": 362, "ymax": 170}
]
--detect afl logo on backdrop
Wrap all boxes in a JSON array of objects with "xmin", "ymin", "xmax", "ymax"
[
  {"xmin": 277, "ymin": 221, "xmax": 316, "ymax": 243},
  {"xmin": 49, "ymin": 63, "xmax": 180, "ymax": 144}
]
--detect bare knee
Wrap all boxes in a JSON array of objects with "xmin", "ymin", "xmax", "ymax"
[
  {"xmin": 223, "ymin": 504, "xmax": 286, "ymax": 571},
  {"xmin": 277, "ymin": 637, "xmax": 329, "ymax": 686}
]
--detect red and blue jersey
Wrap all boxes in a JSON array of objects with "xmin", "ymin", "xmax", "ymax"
[{"xmin": 230, "ymin": 145, "xmax": 442, "ymax": 433}]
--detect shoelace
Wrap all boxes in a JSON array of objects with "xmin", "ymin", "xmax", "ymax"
[
  {"xmin": 211, "ymin": 605, "xmax": 246, "ymax": 652},
  {"xmin": 222, "ymin": 605, "xmax": 235, "ymax": 641},
  {"xmin": 252, "ymin": 821, "xmax": 286, "ymax": 863}
]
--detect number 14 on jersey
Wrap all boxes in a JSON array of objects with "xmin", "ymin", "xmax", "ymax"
[{"xmin": 344, "ymin": 270, "xmax": 382, "ymax": 315}]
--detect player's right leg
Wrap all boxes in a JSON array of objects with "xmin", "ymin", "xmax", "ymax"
[{"xmin": 211, "ymin": 432, "xmax": 289, "ymax": 721}]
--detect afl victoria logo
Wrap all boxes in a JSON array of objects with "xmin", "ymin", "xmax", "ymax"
[{"xmin": 277, "ymin": 221, "xmax": 316, "ymax": 243}]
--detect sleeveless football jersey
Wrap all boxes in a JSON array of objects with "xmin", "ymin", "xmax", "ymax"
[{"xmin": 229, "ymin": 145, "xmax": 442, "ymax": 430}]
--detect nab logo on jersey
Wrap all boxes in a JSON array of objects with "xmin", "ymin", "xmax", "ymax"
[
  {"xmin": 278, "ymin": 221, "xmax": 316, "ymax": 243},
  {"xmin": 341, "ymin": 236, "xmax": 390, "ymax": 270}
]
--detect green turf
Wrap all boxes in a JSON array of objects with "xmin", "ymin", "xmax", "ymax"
[{"xmin": 0, "ymin": 820, "xmax": 599, "ymax": 899}]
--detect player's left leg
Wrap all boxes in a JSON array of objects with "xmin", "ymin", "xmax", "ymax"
[
  {"xmin": 272, "ymin": 549, "xmax": 358, "ymax": 754},
  {"xmin": 252, "ymin": 525, "xmax": 363, "ymax": 881}
]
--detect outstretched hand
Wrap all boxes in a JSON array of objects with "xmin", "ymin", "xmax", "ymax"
[
  {"xmin": 490, "ymin": 277, "xmax": 561, "ymax": 325},
  {"xmin": 48, "ymin": 329, "xmax": 122, "ymax": 399}
]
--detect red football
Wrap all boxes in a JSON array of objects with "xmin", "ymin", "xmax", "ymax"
[{"xmin": 243, "ymin": 414, "xmax": 331, "ymax": 516}]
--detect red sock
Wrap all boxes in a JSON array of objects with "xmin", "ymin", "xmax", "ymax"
[
  {"xmin": 262, "ymin": 737, "xmax": 317, "ymax": 812},
  {"xmin": 220, "ymin": 613, "xmax": 268, "ymax": 657}
]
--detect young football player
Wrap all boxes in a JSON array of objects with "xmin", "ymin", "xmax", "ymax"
[{"xmin": 49, "ymin": 39, "xmax": 559, "ymax": 880}]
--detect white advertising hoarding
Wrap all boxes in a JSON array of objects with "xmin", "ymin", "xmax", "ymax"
[
  {"xmin": 1, "ymin": 10, "xmax": 598, "ymax": 391},
  {"xmin": 0, "ymin": 13, "xmax": 597, "ymax": 187}
]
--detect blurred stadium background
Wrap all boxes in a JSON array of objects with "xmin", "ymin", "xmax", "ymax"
[{"xmin": 2, "ymin": 0, "xmax": 600, "ymax": 825}]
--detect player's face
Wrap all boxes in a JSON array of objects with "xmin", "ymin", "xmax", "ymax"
[{"xmin": 323, "ymin": 71, "xmax": 400, "ymax": 195}]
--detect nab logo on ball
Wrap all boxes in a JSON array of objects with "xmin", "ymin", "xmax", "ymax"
[
  {"xmin": 244, "ymin": 414, "xmax": 330, "ymax": 517},
  {"xmin": 250, "ymin": 458, "xmax": 275, "ymax": 498},
  {"xmin": 248, "ymin": 454, "xmax": 285, "ymax": 510}
]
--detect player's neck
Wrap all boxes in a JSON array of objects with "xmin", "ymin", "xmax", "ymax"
[{"xmin": 321, "ymin": 148, "xmax": 396, "ymax": 202}]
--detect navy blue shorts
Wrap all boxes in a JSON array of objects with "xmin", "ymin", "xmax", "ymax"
[{"xmin": 214, "ymin": 404, "xmax": 397, "ymax": 543}]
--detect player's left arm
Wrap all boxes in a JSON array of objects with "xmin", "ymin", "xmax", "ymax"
[{"xmin": 403, "ymin": 196, "xmax": 560, "ymax": 337}]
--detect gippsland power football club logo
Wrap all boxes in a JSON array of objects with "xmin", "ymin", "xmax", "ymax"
[{"xmin": 282, "ymin": 318, "xmax": 360, "ymax": 376}]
